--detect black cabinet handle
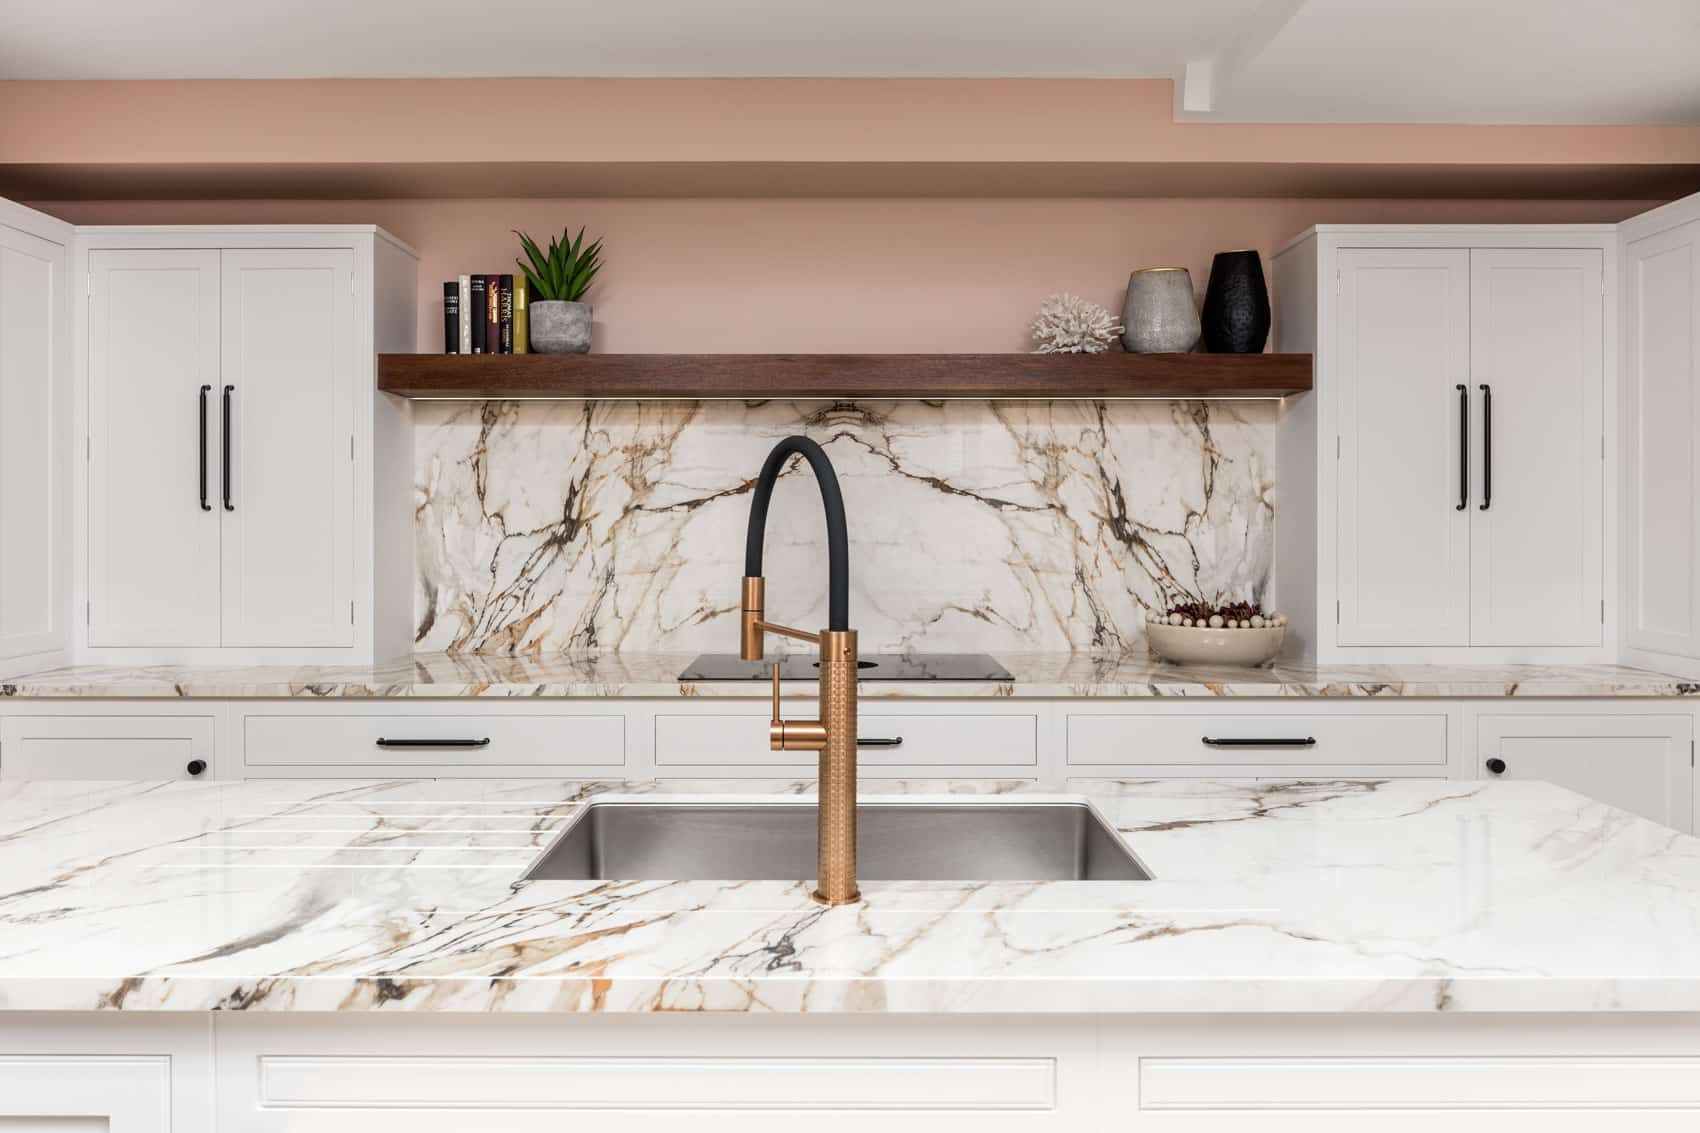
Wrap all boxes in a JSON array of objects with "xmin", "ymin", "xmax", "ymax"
[
  {"xmin": 185, "ymin": 759, "xmax": 207, "ymax": 776},
  {"xmin": 1478, "ymin": 383, "xmax": 1492, "ymax": 511},
  {"xmin": 375, "ymin": 737, "xmax": 492, "ymax": 749},
  {"xmin": 1456, "ymin": 383, "xmax": 1469, "ymax": 511},
  {"xmin": 856, "ymin": 737, "xmax": 904, "ymax": 748},
  {"xmin": 1201, "ymin": 736, "xmax": 1318, "ymax": 748},
  {"xmin": 1485, "ymin": 757, "xmax": 1507, "ymax": 775},
  {"xmin": 221, "ymin": 384, "xmax": 235, "ymax": 512},
  {"xmin": 198, "ymin": 385, "xmax": 212, "ymax": 512}
]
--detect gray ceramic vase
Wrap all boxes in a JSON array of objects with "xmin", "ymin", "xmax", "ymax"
[
  {"xmin": 529, "ymin": 300, "xmax": 593, "ymax": 354},
  {"xmin": 1120, "ymin": 268, "xmax": 1200, "ymax": 354}
]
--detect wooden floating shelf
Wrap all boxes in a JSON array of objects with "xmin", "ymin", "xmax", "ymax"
[{"xmin": 376, "ymin": 352, "xmax": 1313, "ymax": 401}]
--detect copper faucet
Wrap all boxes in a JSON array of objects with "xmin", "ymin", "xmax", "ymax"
[{"xmin": 739, "ymin": 436, "xmax": 860, "ymax": 906}]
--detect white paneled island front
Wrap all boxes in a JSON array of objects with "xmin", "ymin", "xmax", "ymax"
[{"xmin": 2, "ymin": 776, "xmax": 1698, "ymax": 1130}]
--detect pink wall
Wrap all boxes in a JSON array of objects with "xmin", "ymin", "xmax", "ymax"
[{"xmin": 42, "ymin": 197, "xmax": 1656, "ymax": 353}]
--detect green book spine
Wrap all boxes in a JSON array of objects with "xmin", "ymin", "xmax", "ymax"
[{"xmin": 513, "ymin": 276, "xmax": 530, "ymax": 354}]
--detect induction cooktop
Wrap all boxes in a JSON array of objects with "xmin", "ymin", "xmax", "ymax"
[{"xmin": 679, "ymin": 652, "xmax": 1013, "ymax": 682}]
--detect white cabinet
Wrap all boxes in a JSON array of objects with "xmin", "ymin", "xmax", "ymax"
[
  {"xmin": 238, "ymin": 702, "xmax": 626, "ymax": 778},
  {"xmin": 86, "ymin": 249, "xmax": 223, "ymax": 646},
  {"xmin": 76, "ymin": 228, "xmax": 417, "ymax": 665},
  {"xmin": 1334, "ymin": 248, "xmax": 1471, "ymax": 646},
  {"xmin": 0, "ymin": 200, "xmax": 71, "ymax": 677},
  {"xmin": 217, "ymin": 249, "xmax": 356, "ymax": 648},
  {"xmin": 1622, "ymin": 191, "xmax": 1700, "ymax": 676},
  {"xmin": 1474, "ymin": 711, "xmax": 1694, "ymax": 831},
  {"xmin": 1276, "ymin": 228, "xmax": 1612, "ymax": 661},
  {"xmin": 1468, "ymin": 249, "xmax": 1604, "ymax": 647},
  {"xmin": 0, "ymin": 712, "xmax": 218, "ymax": 781}
]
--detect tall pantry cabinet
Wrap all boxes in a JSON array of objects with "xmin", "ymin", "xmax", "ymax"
[
  {"xmin": 1275, "ymin": 226, "xmax": 1615, "ymax": 663},
  {"xmin": 76, "ymin": 227, "xmax": 417, "ymax": 665},
  {"xmin": 0, "ymin": 201, "xmax": 73, "ymax": 678}
]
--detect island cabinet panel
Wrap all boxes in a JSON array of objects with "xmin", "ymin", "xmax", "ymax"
[
  {"xmin": 236, "ymin": 702, "xmax": 627, "ymax": 779},
  {"xmin": 1472, "ymin": 711, "xmax": 1695, "ymax": 832},
  {"xmin": 0, "ymin": 712, "xmax": 217, "ymax": 781},
  {"xmin": 0, "ymin": 1016, "xmax": 212, "ymax": 1133},
  {"xmin": 1105, "ymin": 1016, "xmax": 1700, "ymax": 1131},
  {"xmin": 1065, "ymin": 705, "xmax": 1454, "ymax": 779},
  {"xmin": 213, "ymin": 1014, "xmax": 1099, "ymax": 1131}
]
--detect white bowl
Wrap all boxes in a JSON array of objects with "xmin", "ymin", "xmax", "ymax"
[{"xmin": 1146, "ymin": 622, "xmax": 1286, "ymax": 667}]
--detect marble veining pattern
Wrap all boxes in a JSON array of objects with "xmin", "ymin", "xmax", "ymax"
[
  {"xmin": 411, "ymin": 399, "xmax": 1276, "ymax": 655},
  {"xmin": 3, "ymin": 652, "xmax": 1696, "ymax": 699},
  {"xmin": 1, "ymin": 777, "xmax": 1697, "ymax": 1014}
]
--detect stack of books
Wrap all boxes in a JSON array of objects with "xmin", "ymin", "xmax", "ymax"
[{"xmin": 442, "ymin": 274, "xmax": 529, "ymax": 354}]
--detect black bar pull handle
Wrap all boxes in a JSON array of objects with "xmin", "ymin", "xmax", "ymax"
[
  {"xmin": 856, "ymin": 737, "xmax": 904, "ymax": 748},
  {"xmin": 1456, "ymin": 383, "xmax": 1469, "ymax": 511},
  {"xmin": 221, "ymin": 384, "xmax": 235, "ymax": 512},
  {"xmin": 375, "ymin": 737, "xmax": 493, "ymax": 749},
  {"xmin": 1202, "ymin": 736, "xmax": 1318, "ymax": 748},
  {"xmin": 1478, "ymin": 383, "xmax": 1492, "ymax": 511},
  {"xmin": 198, "ymin": 384, "xmax": 212, "ymax": 511}
]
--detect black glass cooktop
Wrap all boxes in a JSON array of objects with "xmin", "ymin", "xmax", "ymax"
[{"xmin": 679, "ymin": 652, "xmax": 1013, "ymax": 682}]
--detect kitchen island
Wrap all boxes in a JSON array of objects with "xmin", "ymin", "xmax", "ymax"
[{"xmin": 1, "ymin": 776, "xmax": 1697, "ymax": 1129}]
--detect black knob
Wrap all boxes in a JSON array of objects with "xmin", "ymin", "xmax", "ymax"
[
  {"xmin": 1485, "ymin": 757, "xmax": 1507, "ymax": 775},
  {"xmin": 185, "ymin": 759, "xmax": 207, "ymax": 776}
]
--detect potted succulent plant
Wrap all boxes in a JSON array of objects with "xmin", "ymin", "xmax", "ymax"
[{"xmin": 515, "ymin": 226, "xmax": 604, "ymax": 353}]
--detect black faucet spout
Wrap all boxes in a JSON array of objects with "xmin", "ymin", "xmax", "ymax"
[{"xmin": 743, "ymin": 435, "xmax": 849, "ymax": 631}]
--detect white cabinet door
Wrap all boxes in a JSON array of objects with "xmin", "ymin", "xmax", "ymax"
[
  {"xmin": 1468, "ymin": 248, "xmax": 1604, "ymax": 646},
  {"xmin": 218, "ymin": 249, "xmax": 355, "ymax": 648},
  {"xmin": 1623, "ymin": 206, "xmax": 1700, "ymax": 662},
  {"xmin": 0, "ymin": 221, "xmax": 66, "ymax": 665},
  {"xmin": 0, "ymin": 714, "xmax": 216, "ymax": 781},
  {"xmin": 87, "ymin": 250, "xmax": 222, "ymax": 647},
  {"xmin": 1335, "ymin": 249, "xmax": 1471, "ymax": 646},
  {"xmin": 1476, "ymin": 713, "xmax": 1693, "ymax": 832}
]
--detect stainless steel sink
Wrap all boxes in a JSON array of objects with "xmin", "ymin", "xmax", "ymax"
[{"xmin": 519, "ymin": 800, "xmax": 1151, "ymax": 883}]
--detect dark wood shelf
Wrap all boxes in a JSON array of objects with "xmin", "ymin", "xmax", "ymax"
[{"xmin": 377, "ymin": 352, "xmax": 1312, "ymax": 400}]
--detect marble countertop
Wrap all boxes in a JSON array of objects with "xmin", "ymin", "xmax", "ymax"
[
  {"xmin": 3, "ymin": 651, "xmax": 1697, "ymax": 699},
  {"xmin": 1, "ymin": 776, "xmax": 1696, "ymax": 1015}
]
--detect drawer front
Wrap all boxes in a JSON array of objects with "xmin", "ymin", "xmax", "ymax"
[
  {"xmin": 243, "ymin": 713, "xmax": 626, "ymax": 767},
  {"xmin": 654, "ymin": 712, "xmax": 1038, "ymax": 767},
  {"xmin": 0, "ymin": 715, "xmax": 216, "ymax": 780},
  {"xmin": 1067, "ymin": 712, "xmax": 1446, "ymax": 767}
]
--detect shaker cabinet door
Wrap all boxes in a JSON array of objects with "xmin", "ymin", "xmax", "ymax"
[
  {"xmin": 1476, "ymin": 713, "xmax": 1693, "ymax": 832},
  {"xmin": 1335, "ymin": 248, "xmax": 1472, "ymax": 646},
  {"xmin": 218, "ymin": 248, "xmax": 356, "ymax": 648},
  {"xmin": 86, "ymin": 249, "xmax": 223, "ymax": 647},
  {"xmin": 1467, "ymin": 248, "xmax": 1604, "ymax": 646},
  {"xmin": 0, "ymin": 220, "xmax": 67, "ymax": 665},
  {"xmin": 1623, "ymin": 205, "xmax": 1700, "ymax": 662}
]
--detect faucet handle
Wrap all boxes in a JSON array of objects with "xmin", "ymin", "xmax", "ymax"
[{"xmin": 768, "ymin": 662, "xmax": 828, "ymax": 753}]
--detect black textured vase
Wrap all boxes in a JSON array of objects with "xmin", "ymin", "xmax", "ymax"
[{"xmin": 1200, "ymin": 250, "xmax": 1271, "ymax": 353}]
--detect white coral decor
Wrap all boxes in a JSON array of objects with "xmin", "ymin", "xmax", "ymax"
[{"xmin": 1031, "ymin": 293, "xmax": 1123, "ymax": 354}]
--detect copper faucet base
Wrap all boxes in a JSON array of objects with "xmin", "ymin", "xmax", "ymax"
[{"xmin": 810, "ymin": 888, "xmax": 862, "ymax": 907}]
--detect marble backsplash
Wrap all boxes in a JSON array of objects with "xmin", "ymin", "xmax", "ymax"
[{"xmin": 413, "ymin": 399, "xmax": 1275, "ymax": 655}]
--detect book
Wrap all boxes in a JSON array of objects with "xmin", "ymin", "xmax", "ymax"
[
  {"xmin": 513, "ymin": 276, "xmax": 529, "ymax": 354},
  {"xmin": 485, "ymin": 274, "xmax": 501, "ymax": 355},
  {"xmin": 458, "ymin": 275, "xmax": 472, "ymax": 355},
  {"xmin": 468, "ymin": 276, "xmax": 486, "ymax": 354},
  {"xmin": 442, "ymin": 282, "xmax": 460, "ymax": 354},
  {"xmin": 499, "ymin": 274, "xmax": 514, "ymax": 353}
]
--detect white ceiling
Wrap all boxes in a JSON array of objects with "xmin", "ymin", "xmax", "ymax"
[{"xmin": 1, "ymin": 0, "xmax": 1696, "ymax": 125}]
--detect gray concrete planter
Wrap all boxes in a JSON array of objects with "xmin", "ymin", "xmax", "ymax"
[{"xmin": 529, "ymin": 300, "xmax": 593, "ymax": 354}]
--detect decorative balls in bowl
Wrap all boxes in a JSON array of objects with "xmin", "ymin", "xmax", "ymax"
[{"xmin": 1146, "ymin": 601, "xmax": 1287, "ymax": 667}]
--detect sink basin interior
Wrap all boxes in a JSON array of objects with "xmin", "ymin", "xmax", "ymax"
[{"xmin": 521, "ymin": 801, "xmax": 1151, "ymax": 883}]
